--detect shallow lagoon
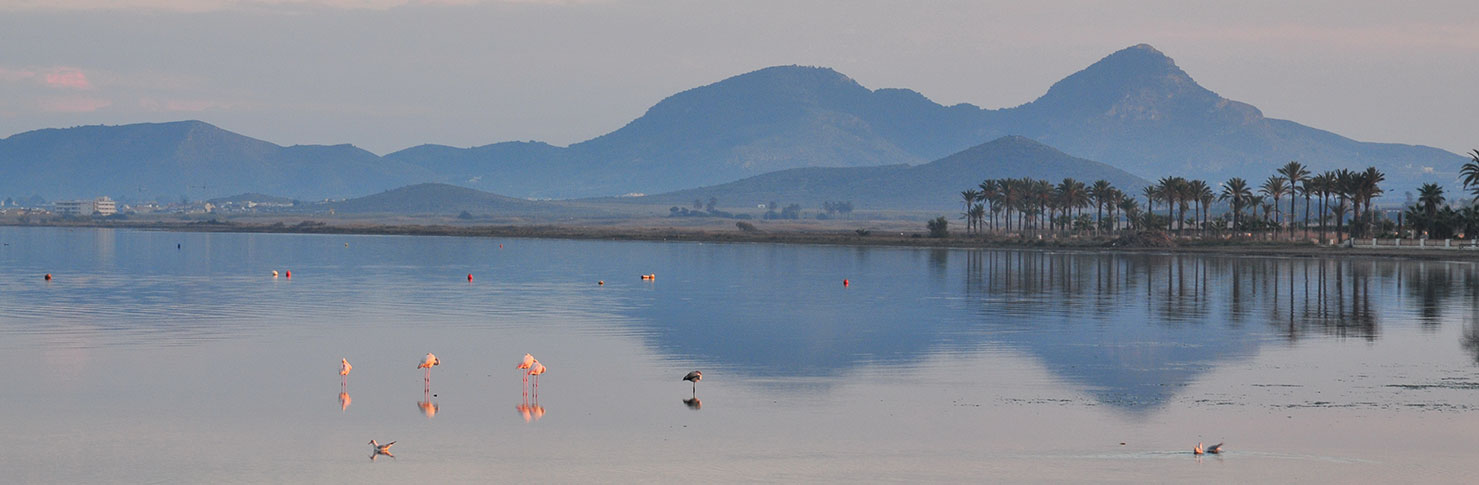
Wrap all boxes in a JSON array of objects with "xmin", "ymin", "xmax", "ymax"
[{"xmin": 0, "ymin": 226, "xmax": 1476, "ymax": 482}]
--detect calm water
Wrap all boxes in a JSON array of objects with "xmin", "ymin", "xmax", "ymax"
[{"xmin": 1, "ymin": 226, "xmax": 1476, "ymax": 482}]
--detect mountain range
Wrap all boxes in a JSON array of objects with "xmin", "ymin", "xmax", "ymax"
[{"xmin": 0, "ymin": 44, "xmax": 1466, "ymax": 205}]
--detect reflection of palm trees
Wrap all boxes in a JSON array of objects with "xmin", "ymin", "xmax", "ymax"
[{"xmin": 1462, "ymin": 323, "xmax": 1479, "ymax": 364}]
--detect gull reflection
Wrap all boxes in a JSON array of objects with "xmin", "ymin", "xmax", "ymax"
[
  {"xmin": 339, "ymin": 391, "xmax": 351, "ymax": 411},
  {"xmin": 369, "ymin": 439, "xmax": 395, "ymax": 461}
]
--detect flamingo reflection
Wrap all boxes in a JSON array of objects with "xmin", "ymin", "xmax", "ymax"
[
  {"xmin": 683, "ymin": 397, "xmax": 701, "ymax": 410},
  {"xmin": 339, "ymin": 391, "xmax": 351, "ymax": 411},
  {"xmin": 418, "ymin": 399, "xmax": 439, "ymax": 418}
]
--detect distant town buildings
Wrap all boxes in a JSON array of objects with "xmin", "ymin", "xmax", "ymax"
[{"xmin": 53, "ymin": 197, "xmax": 117, "ymax": 216}]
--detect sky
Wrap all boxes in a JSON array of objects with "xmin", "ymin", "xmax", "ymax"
[{"xmin": 1, "ymin": 0, "xmax": 1475, "ymax": 157}]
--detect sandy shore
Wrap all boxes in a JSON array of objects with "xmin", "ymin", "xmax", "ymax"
[{"xmin": 7, "ymin": 217, "xmax": 1479, "ymax": 261}]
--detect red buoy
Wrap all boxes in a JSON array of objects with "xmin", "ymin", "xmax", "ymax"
[
  {"xmin": 598, "ymin": 280, "xmax": 605, "ymax": 285},
  {"xmin": 285, "ymin": 270, "xmax": 292, "ymax": 279},
  {"xmin": 843, "ymin": 279, "xmax": 849, "ymax": 287},
  {"xmin": 467, "ymin": 274, "xmax": 474, "ymax": 282},
  {"xmin": 44, "ymin": 273, "xmax": 52, "ymax": 281}
]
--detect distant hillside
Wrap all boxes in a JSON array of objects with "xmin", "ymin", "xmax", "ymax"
[
  {"xmin": 0, "ymin": 121, "xmax": 435, "ymax": 201},
  {"xmin": 1, "ymin": 45, "xmax": 1467, "ymax": 203},
  {"xmin": 999, "ymin": 44, "xmax": 1466, "ymax": 190},
  {"xmin": 391, "ymin": 46, "xmax": 1464, "ymax": 199},
  {"xmin": 388, "ymin": 66, "xmax": 996, "ymax": 198},
  {"xmin": 321, "ymin": 182, "xmax": 611, "ymax": 218},
  {"xmin": 611, "ymin": 136, "xmax": 1149, "ymax": 211}
]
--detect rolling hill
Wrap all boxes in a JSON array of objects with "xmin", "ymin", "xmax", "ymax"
[
  {"xmin": 0, "ymin": 120, "xmax": 435, "ymax": 201},
  {"xmin": 607, "ymin": 136, "xmax": 1149, "ymax": 211}
]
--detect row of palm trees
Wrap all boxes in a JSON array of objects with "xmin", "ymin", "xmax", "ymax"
[{"xmin": 957, "ymin": 161, "xmax": 1396, "ymax": 242}]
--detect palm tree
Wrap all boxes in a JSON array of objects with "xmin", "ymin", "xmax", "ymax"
[
  {"xmin": 1355, "ymin": 167, "xmax": 1386, "ymax": 237},
  {"xmin": 1299, "ymin": 178, "xmax": 1316, "ymax": 241},
  {"xmin": 1259, "ymin": 175, "xmax": 1289, "ymax": 238},
  {"xmin": 1187, "ymin": 180, "xmax": 1211, "ymax": 236},
  {"xmin": 1417, "ymin": 182, "xmax": 1445, "ymax": 235},
  {"xmin": 1118, "ymin": 198, "xmax": 1140, "ymax": 231},
  {"xmin": 1220, "ymin": 178, "xmax": 1252, "ymax": 233},
  {"xmin": 979, "ymin": 180, "xmax": 1000, "ymax": 233},
  {"xmin": 1089, "ymin": 180, "xmax": 1113, "ymax": 235},
  {"xmin": 1311, "ymin": 172, "xmax": 1335, "ymax": 243},
  {"xmin": 1460, "ymin": 149, "xmax": 1479, "ymax": 200},
  {"xmin": 1142, "ymin": 185, "xmax": 1158, "ymax": 218},
  {"xmin": 1278, "ymin": 161, "xmax": 1309, "ymax": 239},
  {"xmin": 1056, "ymin": 178, "xmax": 1089, "ymax": 235},
  {"xmin": 960, "ymin": 189, "xmax": 980, "ymax": 234},
  {"xmin": 1333, "ymin": 169, "xmax": 1356, "ymax": 242}
]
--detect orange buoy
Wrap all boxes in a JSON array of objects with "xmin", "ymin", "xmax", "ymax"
[
  {"xmin": 44, "ymin": 273, "xmax": 52, "ymax": 281},
  {"xmin": 467, "ymin": 274, "xmax": 474, "ymax": 282},
  {"xmin": 598, "ymin": 280, "xmax": 605, "ymax": 285},
  {"xmin": 843, "ymin": 279, "xmax": 849, "ymax": 287}
]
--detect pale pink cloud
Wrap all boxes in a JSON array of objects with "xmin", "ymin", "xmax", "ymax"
[
  {"xmin": 43, "ymin": 67, "xmax": 93, "ymax": 90},
  {"xmin": 38, "ymin": 96, "xmax": 113, "ymax": 113},
  {"xmin": 0, "ymin": 68, "xmax": 38, "ymax": 82}
]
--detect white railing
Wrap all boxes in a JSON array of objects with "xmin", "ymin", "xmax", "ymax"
[{"xmin": 1351, "ymin": 238, "xmax": 1479, "ymax": 250}]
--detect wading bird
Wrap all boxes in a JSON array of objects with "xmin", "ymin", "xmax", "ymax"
[
  {"xmin": 1206, "ymin": 442, "xmax": 1223, "ymax": 454},
  {"xmin": 517, "ymin": 353, "xmax": 535, "ymax": 384},
  {"xmin": 340, "ymin": 358, "xmax": 352, "ymax": 386},
  {"xmin": 418, "ymin": 353, "xmax": 440, "ymax": 385},
  {"xmin": 1193, "ymin": 442, "xmax": 1204, "ymax": 455},
  {"xmin": 683, "ymin": 370, "xmax": 702, "ymax": 393}
]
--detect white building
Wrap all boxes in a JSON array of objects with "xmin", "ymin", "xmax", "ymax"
[{"xmin": 54, "ymin": 197, "xmax": 117, "ymax": 216}]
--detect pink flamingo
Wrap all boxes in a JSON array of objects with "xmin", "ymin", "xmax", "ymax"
[
  {"xmin": 340, "ymin": 358, "xmax": 352, "ymax": 387},
  {"xmin": 517, "ymin": 353, "xmax": 535, "ymax": 385},
  {"xmin": 418, "ymin": 353, "xmax": 440, "ymax": 387}
]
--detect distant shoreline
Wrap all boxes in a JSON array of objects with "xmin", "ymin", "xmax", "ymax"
[{"xmin": 6, "ymin": 219, "xmax": 1479, "ymax": 261}]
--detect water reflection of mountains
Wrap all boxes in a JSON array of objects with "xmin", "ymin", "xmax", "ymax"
[{"xmin": 636, "ymin": 249, "xmax": 1479, "ymax": 411}]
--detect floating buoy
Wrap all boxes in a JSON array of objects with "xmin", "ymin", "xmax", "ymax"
[
  {"xmin": 843, "ymin": 279, "xmax": 849, "ymax": 287},
  {"xmin": 272, "ymin": 270, "xmax": 279, "ymax": 277},
  {"xmin": 44, "ymin": 273, "xmax": 52, "ymax": 281},
  {"xmin": 598, "ymin": 280, "xmax": 604, "ymax": 285},
  {"xmin": 177, "ymin": 243, "xmax": 181, "ymax": 249},
  {"xmin": 499, "ymin": 244, "xmax": 503, "ymax": 249},
  {"xmin": 285, "ymin": 270, "xmax": 292, "ymax": 279},
  {"xmin": 467, "ymin": 274, "xmax": 474, "ymax": 282},
  {"xmin": 640, "ymin": 274, "xmax": 655, "ymax": 280},
  {"xmin": 345, "ymin": 243, "xmax": 349, "ymax": 247}
]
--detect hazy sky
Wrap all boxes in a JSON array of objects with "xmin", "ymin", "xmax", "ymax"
[{"xmin": 2, "ymin": 0, "xmax": 1475, "ymax": 156}]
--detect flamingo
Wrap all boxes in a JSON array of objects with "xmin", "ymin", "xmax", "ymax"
[
  {"xmin": 683, "ymin": 370, "xmax": 702, "ymax": 393},
  {"xmin": 418, "ymin": 353, "xmax": 440, "ymax": 386},
  {"xmin": 517, "ymin": 353, "xmax": 535, "ymax": 385},
  {"xmin": 369, "ymin": 439, "xmax": 395, "ymax": 460},
  {"xmin": 1193, "ymin": 442, "xmax": 1204, "ymax": 455},
  {"xmin": 340, "ymin": 358, "xmax": 352, "ymax": 387}
]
